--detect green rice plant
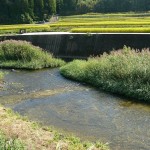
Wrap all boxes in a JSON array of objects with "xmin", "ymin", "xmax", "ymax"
[
  {"xmin": 71, "ymin": 27, "xmax": 150, "ymax": 33},
  {"xmin": 50, "ymin": 21, "xmax": 150, "ymax": 27},
  {"xmin": 0, "ymin": 40, "xmax": 65, "ymax": 69},
  {"xmin": 0, "ymin": 25, "xmax": 50, "ymax": 35},
  {"xmin": 0, "ymin": 131, "xmax": 25, "ymax": 150},
  {"xmin": 60, "ymin": 46, "xmax": 150, "ymax": 102}
]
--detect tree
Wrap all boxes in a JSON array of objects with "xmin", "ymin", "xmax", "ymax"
[{"xmin": 34, "ymin": 0, "xmax": 44, "ymax": 20}]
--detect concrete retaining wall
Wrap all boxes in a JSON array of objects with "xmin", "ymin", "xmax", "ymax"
[{"xmin": 0, "ymin": 33, "xmax": 150, "ymax": 58}]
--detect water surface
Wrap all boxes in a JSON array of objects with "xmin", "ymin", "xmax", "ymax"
[{"xmin": 0, "ymin": 69, "xmax": 150, "ymax": 150}]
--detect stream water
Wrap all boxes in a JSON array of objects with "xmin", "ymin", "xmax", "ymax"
[{"xmin": 0, "ymin": 68, "xmax": 150, "ymax": 150}]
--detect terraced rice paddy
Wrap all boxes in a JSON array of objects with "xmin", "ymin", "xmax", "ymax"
[
  {"xmin": 50, "ymin": 12, "xmax": 150, "ymax": 33},
  {"xmin": 0, "ymin": 12, "xmax": 150, "ymax": 34}
]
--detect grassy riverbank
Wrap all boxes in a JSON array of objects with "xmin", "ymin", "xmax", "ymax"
[
  {"xmin": 0, "ymin": 40, "xmax": 65, "ymax": 69},
  {"xmin": 0, "ymin": 105, "xmax": 109, "ymax": 150},
  {"xmin": 60, "ymin": 46, "xmax": 150, "ymax": 102}
]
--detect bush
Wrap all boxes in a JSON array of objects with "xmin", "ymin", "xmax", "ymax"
[
  {"xmin": 0, "ymin": 40, "xmax": 65, "ymax": 69},
  {"xmin": 60, "ymin": 46, "xmax": 150, "ymax": 102}
]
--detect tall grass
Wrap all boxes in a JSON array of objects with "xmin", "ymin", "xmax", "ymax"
[
  {"xmin": 0, "ymin": 40, "xmax": 65, "ymax": 69},
  {"xmin": 0, "ymin": 131, "xmax": 25, "ymax": 150},
  {"xmin": 60, "ymin": 46, "xmax": 150, "ymax": 102}
]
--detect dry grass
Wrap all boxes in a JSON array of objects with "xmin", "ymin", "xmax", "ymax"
[
  {"xmin": 0, "ymin": 106, "xmax": 109, "ymax": 150},
  {"xmin": 0, "ymin": 106, "xmax": 55, "ymax": 150}
]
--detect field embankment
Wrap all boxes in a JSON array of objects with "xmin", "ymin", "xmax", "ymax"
[
  {"xmin": 60, "ymin": 46, "xmax": 150, "ymax": 102},
  {"xmin": 0, "ymin": 40, "xmax": 65, "ymax": 69}
]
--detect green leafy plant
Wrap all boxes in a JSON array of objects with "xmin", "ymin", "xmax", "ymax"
[{"xmin": 0, "ymin": 131, "xmax": 25, "ymax": 150}]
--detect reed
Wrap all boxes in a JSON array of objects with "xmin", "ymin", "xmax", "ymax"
[
  {"xmin": 0, "ymin": 40, "xmax": 65, "ymax": 69},
  {"xmin": 60, "ymin": 46, "xmax": 150, "ymax": 102}
]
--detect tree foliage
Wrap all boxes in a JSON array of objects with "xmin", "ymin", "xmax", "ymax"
[{"xmin": 0, "ymin": 0, "xmax": 150, "ymax": 24}]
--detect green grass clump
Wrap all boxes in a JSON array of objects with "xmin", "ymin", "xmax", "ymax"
[
  {"xmin": 0, "ymin": 72, "xmax": 4, "ymax": 80},
  {"xmin": 60, "ymin": 46, "xmax": 150, "ymax": 102},
  {"xmin": 0, "ymin": 131, "xmax": 25, "ymax": 150},
  {"xmin": 0, "ymin": 40, "xmax": 65, "ymax": 69}
]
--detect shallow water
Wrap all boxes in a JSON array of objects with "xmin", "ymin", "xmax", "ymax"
[{"xmin": 0, "ymin": 69, "xmax": 150, "ymax": 150}]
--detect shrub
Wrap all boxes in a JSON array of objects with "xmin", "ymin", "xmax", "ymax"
[
  {"xmin": 60, "ymin": 46, "xmax": 150, "ymax": 102},
  {"xmin": 0, "ymin": 40, "xmax": 65, "ymax": 69}
]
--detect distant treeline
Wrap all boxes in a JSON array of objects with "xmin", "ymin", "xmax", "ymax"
[{"xmin": 0, "ymin": 0, "xmax": 150, "ymax": 24}]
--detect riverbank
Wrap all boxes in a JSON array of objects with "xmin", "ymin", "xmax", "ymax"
[
  {"xmin": 60, "ymin": 46, "xmax": 150, "ymax": 103},
  {"xmin": 0, "ymin": 105, "xmax": 109, "ymax": 150}
]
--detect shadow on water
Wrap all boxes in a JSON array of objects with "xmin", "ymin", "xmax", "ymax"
[{"xmin": 0, "ymin": 68, "xmax": 150, "ymax": 150}]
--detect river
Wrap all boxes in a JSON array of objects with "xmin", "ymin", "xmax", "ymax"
[{"xmin": 0, "ymin": 68, "xmax": 150, "ymax": 150}]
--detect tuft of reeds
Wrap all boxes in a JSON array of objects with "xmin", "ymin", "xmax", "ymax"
[
  {"xmin": 0, "ymin": 40, "xmax": 65, "ymax": 69},
  {"xmin": 60, "ymin": 46, "xmax": 150, "ymax": 102}
]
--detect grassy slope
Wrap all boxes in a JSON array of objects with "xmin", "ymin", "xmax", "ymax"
[
  {"xmin": 0, "ymin": 106, "xmax": 109, "ymax": 150},
  {"xmin": 60, "ymin": 47, "xmax": 150, "ymax": 102}
]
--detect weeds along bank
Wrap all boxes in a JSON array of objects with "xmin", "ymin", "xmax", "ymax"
[
  {"xmin": 60, "ymin": 46, "xmax": 150, "ymax": 102},
  {"xmin": 0, "ymin": 105, "xmax": 109, "ymax": 150},
  {"xmin": 0, "ymin": 40, "xmax": 65, "ymax": 69},
  {"xmin": 0, "ymin": 131, "xmax": 24, "ymax": 150}
]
